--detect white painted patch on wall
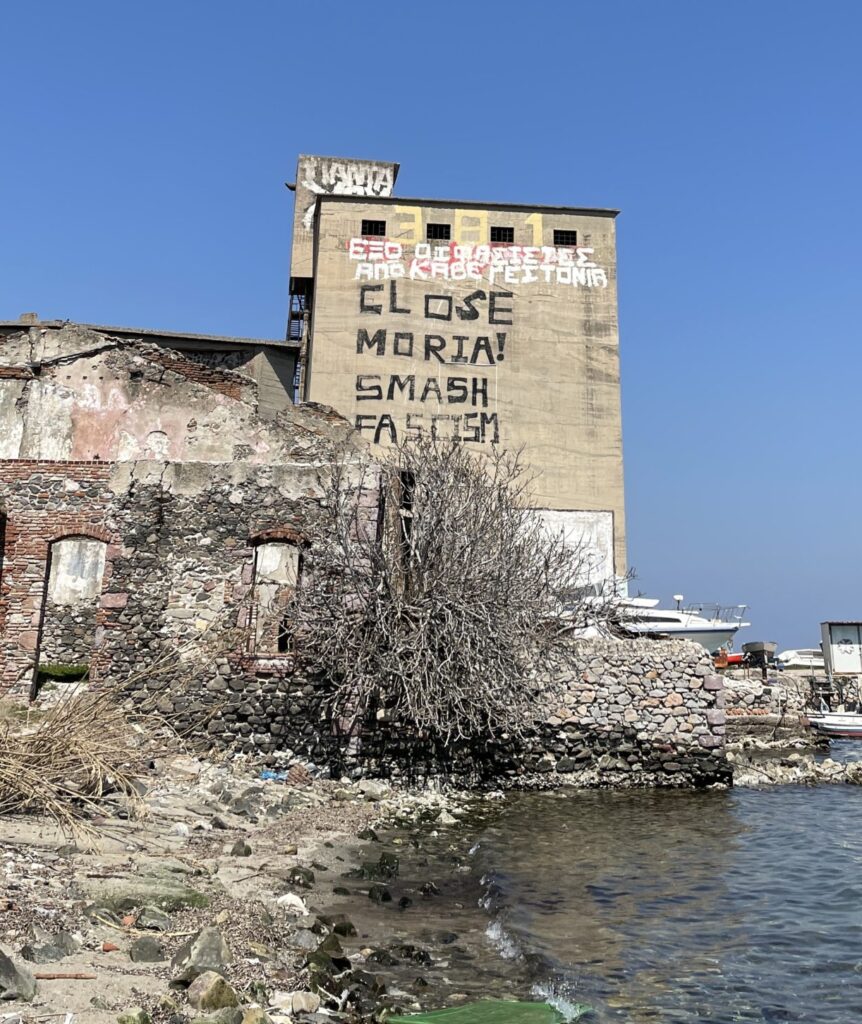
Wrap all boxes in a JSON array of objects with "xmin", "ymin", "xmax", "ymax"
[
  {"xmin": 536, "ymin": 509, "xmax": 614, "ymax": 587},
  {"xmin": 48, "ymin": 537, "xmax": 107, "ymax": 605}
]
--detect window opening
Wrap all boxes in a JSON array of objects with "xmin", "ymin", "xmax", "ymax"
[
  {"xmin": 490, "ymin": 226, "xmax": 514, "ymax": 243},
  {"xmin": 252, "ymin": 541, "xmax": 302, "ymax": 654},
  {"xmin": 426, "ymin": 223, "xmax": 451, "ymax": 241},
  {"xmin": 399, "ymin": 470, "xmax": 416, "ymax": 557},
  {"xmin": 361, "ymin": 219, "xmax": 386, "ymax": 237},
  {"xmin": 553, "ymin": 229, "xmax": 578, "ymax": 247}
]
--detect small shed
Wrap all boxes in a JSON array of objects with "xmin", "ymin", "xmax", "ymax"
[{"xmin": 821, "ymin": 621, "xmax": 862, "ymax": 676}]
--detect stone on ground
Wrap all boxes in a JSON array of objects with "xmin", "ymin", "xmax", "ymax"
[
  {"xmin": 187, "ymin": 970, "xmax": 239, "ymax": 1010},
  {"xmin": 171, "ymin": 926, "xmax": 231, "ymax": 984},
  {"xmin": 0, "ymin": 949, "xmax": 36, "ymax": 1001},
  {"xmin": 130, "ymin": 935, "xmax": 166, "ymax": 962}
]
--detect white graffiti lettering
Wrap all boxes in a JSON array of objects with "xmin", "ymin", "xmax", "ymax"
[{"xmin": 347, "ymin": 240, "xmax": 609, "ymax": 288}]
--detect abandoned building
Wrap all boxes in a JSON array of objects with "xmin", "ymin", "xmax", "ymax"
[
  {"xmin": 288, "ymin": 153, "xmax": 626, "ymax": 580},
  {"xmin": 0, "ymin": 321, "xmax": 367, "ymax": 751}
]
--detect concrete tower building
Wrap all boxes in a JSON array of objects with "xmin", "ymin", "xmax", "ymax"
[{"xmin": 287, "ymin": 154, "xmax": 625, "ymax": 578}]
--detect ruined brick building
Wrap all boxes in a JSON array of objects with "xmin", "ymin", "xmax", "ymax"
[{"xmin": 0, "ymin": 320, "xmax": 369, "ymax": 756}]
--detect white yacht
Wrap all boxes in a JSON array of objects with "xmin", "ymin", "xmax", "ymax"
[{"xmin": 617, "ymin": 596, "xmax": 750, "ymax": 652}]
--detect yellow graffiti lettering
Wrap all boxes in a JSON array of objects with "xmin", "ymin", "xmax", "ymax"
[
  {"xmin": 455, "ymin": 208, "xmax": 488, "ymax": 245},
  {"xmin": 525, "ymin": 212, "xmax": 544, "ymax": 247},
  {"xmin": 394, "ymin": 205, "xmax": 421, "ymax": 244}
]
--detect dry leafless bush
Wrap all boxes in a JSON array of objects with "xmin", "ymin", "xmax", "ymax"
[{"xmin": 295, "ymin": 435, "xmax": 617, "ymax": 743}]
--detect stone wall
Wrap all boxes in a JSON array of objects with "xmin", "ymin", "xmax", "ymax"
[
  {"xmin": 163, "ymin": 637, "xmax": 728, "ymax": 788},
  {"xmin": 0, "ymin": 325, "xmax": 727, "ymax": 786},
  {"xmin": 528, "ymin": 638, "xmax": 727, "ymax": 784},
  {"xmin": 38, "ymin": 599, "xmax": 99, "ymax": 666},
  {"xmin": 723, "ymin": 671, "xmax": 812, "ymax": 716}
]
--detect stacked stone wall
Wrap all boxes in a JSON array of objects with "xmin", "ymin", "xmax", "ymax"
[{"xmin": 38, "ymin": 599, "xmax": 99, "ymax": 666}]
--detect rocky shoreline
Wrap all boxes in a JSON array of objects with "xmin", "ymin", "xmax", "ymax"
[
  {"xmin": 0, "ymin": 752, "xmax": 492, "ymax": 1024},
  {"xmin": 4, "ymin": 724, "xmax": 862, "ymax": 1024}
]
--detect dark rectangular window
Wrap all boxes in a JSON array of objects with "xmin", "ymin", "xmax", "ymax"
[
  {"xmin": 426, "ymin": 223, "xmax": 451, "ymax": 241},
  {"xmin": 490, "ymin": 226, "xmax": 514, "ymax": 243},
  {"xmin": 553, "ymin": 229, "xmax": 578, "ymax": 247},
  {"xmin": 361, "ymin": 219, "xmax": 386, "ymax": 237}
]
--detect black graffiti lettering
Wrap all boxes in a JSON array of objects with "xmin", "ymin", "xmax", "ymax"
[
  {"xmin": 421, "ymin": 378, "xmax": 443, "ymax": 403},
  {"xmin": 447, "ymin": 377, "xmax": 468, "ymax": 403},
  {"xmin": 356, "ymin": 374, "xmax": 383, "ymax": 400},
  {"xmin": 357, "ymin": 328, "xmax": 386, "ymax": 355},
  {"xmin": 456, "ymin": 289, "xmax": 486, "ymax": 321},
  {"xmin": 450, "ymin": 414, "xmax": 462, "ymax": 441},
  {"xmin": 430, "ymin": 413, "xmax": 452, "ymax": 439},
  {"xmin": 451, "ymin": 335, "xmax": 469, "ymax": 363},
  {"xmin": 374, "ymin": 414, "xmax": 397, "ymax": 444},
  {"xmin": 387, "ymin": 374, "xmax": 416, "ymax": 400},
  {"xmin": 424, "ymin": 335, "xmax": 446, "ymax": 363},
  {"xmin": 359, "ymin": 284, "xmax": 383, "ymax": 314},
  {"xmin": 481, "ymin": 412, "xmax": 500, "ymax": 443},
  {"xmin": 462, "ymin": 413, "xmax": 481, "ymax": 443},
  {"xmin": 355, "ymin": 414, "xmax": 378, "ymax": 435},
  {"xmin": 470, "ymin": 336, "xmax": 495, "ymax": 365},
  {"xmin": 472, "ymin": 378, "xmax": 489, "ymax": 408},
  {"xmin": 389, "ymin": 280, "xmax": 411, "ymax": 314},
  {"xmin": 496, "ymin": 332, "xmax": 507, "ymax": 362},
  {"xmin": 489, "ymin": 290, "xmax": 514, "ymax": 325},
  {"xmin": 424, "ymin": 294, "xmax": 453, "ymax": 321},
  {"xmin": 393, "ymin": 332, "xmax": 414, "ymax": 357},
  {"xmin": 405, "ymin": 412, "xmax": 424, "ymax": 438}
]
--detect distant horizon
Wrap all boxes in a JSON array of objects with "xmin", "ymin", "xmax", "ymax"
[{"xmin": 3, "ymin": 0, "xmax": 860, "ymax": 652}]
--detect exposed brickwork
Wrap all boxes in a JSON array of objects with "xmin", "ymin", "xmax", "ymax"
[{"xmin": 142, "ymin": 346, "xmax": 253, "ymax": 402}]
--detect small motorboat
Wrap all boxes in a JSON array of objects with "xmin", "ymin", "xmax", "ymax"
[
  {"xmin": 805, "ymin": 711, "xmax": 862, "ymax": 738},
  {"xmin": 776, "ymin": 648, "xmax": 826, "ymax": 672}
]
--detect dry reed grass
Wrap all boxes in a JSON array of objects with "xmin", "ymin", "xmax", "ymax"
[{"xmin": 0, "ymin": 684, "xmax": 156, "ymax": 839}]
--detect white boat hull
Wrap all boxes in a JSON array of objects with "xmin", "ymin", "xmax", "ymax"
[
  {"xmin": 623, "ymin": 623, "xmax": 741, "ymax": 654},
  {"xmin": 806, "ymin": 713, "xmax": 862, "ymax": 738}
]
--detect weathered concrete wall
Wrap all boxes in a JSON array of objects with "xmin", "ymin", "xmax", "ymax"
[
  {"xmin": 0, "ymin": 323, "xmax": 298, "ymax": 422},
  {"xmin": 0, "ymin": 326, "xmax": 342, "ymax": 465},
  {"xmin": 305, "ymin": 196, "xmax": 626, "ymax": 571}
]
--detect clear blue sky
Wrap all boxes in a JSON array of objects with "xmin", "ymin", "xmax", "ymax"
[{"xmin": 3, "ymin": 1, "xmax": 860, "ymax": 648}]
